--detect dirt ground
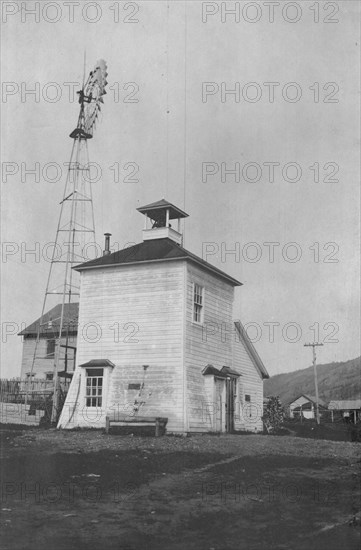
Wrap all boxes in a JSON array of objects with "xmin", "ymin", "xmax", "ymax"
[{"xmin": 1, "ymin": 427, "xmax": 360, "ymax": 550}]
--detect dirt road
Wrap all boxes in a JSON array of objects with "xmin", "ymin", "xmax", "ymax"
[{"xmin": 1, "ymin": 428, "xmax": 360, "ymax": 550}]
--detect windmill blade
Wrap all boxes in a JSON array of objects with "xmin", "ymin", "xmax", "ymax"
[{"xmin": 70, "ymin": 58, "xmax": 108, "ymax": 139}]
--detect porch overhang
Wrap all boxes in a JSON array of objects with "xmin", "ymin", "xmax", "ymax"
[
  {"xmin": 79, "ymin": 359, "xmax": 115, "ymax": 369},
  {"xmin": 202, "ymin": 364, "xmax": 241, "ymax": 379},
  {"xmin": 221, "ymin": 366, "xmax": 241, "ymax": 377}
]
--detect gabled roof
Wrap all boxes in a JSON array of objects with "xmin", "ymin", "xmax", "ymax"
[
  {"xmin": 221, "ymin": 366, "xmax": 241, "ymax": 377},
  {"xmin": 18, "ymin": 303, "xmax": 79, "ymax": 336},
  {"xmin": 328, "ymin": 399, "xmax": 361, "ymax": 410},
  {"xmin": 137, "ymin": 199, "xmax": 189, "ymax": 220},
  {"xmin": 202, "ymin": 365, "xmax": 228, "ymax": 378},
  {"xmin": 234, "ymin": 321, "xmax": 269, "ymax": 379},
  {"xmin": 289, "ymin": 394, "xmax": 328, "ymax": 408},
  {"xmin": 74, "ymin": 238, "xmax": 242, "ymax": 287},
  {"xmin": 202, "ymin": 365, "xmax": 242, "ymax": 378}
]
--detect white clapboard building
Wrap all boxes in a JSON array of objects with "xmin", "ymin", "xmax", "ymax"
[
  {"xmin": 18, "ymin": 303, "xmax": 78, "ymax": 380},
  {"xmin": 58, "ymin": 199, "xmax": 269, "ymax": 433}
]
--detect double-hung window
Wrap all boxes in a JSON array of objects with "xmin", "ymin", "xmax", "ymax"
[
  {"xmin": 193, "ymin": 283, "xmax": 204, "ymax": 324},
  {"xmin": 85, "ymin": 368, "xmax": 103, "ymax": 408}
]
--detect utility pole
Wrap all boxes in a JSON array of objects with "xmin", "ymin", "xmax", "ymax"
[{"xmin": 304, "ymin": 342, "xmax": 323, "ymax": 425}]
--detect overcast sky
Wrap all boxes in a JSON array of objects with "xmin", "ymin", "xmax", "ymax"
[{"xmin": 1, "ymin": 0, "xmax": 360, "ymax": 378}]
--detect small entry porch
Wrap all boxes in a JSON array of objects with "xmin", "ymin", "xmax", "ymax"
[{"xmin": 203, "ymin": 365, "xmax": 241, "ymax": 433}]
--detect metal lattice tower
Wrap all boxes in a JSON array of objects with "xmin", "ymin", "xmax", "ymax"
[{"xmin": 27, "ymin": 59, "xmax": 108, "ymax": 423}]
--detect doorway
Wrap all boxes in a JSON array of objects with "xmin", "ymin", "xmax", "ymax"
[
  {"xmin": 225, "ymin": 377, "xmax": 236, "ymax": 433},
  {"xmin": 215, "ymin": 379, "xmax": 223, "ymax": 431}
]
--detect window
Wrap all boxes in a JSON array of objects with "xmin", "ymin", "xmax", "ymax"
[
  {"xmin": 45, "ymin": 372, "xmax": 54, "ymax": 381},
  {"xmin": 85, "ymin": 368, "xmax": 103, "ymax": 408},
  {"xmin": 46, "ymin": 339, "xmax": 56, "ymax": 358},
  {"xmin": 193, "ymin": 284, "xmax": 204, "ymax": 323},
  {"xmin": 128, "ymin": 383, "xmax": 141, "ymax": 390},
  {"xmin": 245, "ymin": 394, "xmax": 251, "ymax": 402}
]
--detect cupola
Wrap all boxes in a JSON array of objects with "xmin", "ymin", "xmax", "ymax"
[{"xmin": 137, "ymin": 199, "xmax": 189, "ymax": 245}]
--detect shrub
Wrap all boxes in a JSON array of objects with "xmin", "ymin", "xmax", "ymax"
[{"xmin": 262, "ymin": 396, "xmax": 285, "ymax": 434}]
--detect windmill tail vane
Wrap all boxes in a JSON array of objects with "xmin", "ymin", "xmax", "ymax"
[{"xmin": 70, "ymin": 59, "xmax": 108, "ymax": 140}]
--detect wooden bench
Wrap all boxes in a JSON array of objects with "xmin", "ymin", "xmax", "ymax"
[{"xmin": 105, "ymin": 414, "xmax": 168, "ymax": 437}]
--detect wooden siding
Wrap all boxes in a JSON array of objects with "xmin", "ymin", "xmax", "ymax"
[
  {"xmin": 20, "ymin": 336, "xmax": 77, "ymax": 379},
  {"xmin": 59, "ymin": 261, "xmax": 186, "ymax": 431},
  {"xmin": 58, "ymin": 256, "xmax": 266, "ymax": 434},
  {"xmin": 185, "ymin": 263, "xmax": 235, "ymax": 432},
  {"xmin": 184, "ymin": 261, "xmax": 264, "ymax": 433},
  {"xmin": 232, "ymin": 332, "xmax": 264, "ymax": 432}
]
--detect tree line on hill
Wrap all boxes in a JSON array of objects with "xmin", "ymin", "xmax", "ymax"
[{"xmin": 264, "ymin": 357, "xmax": 361, "ymax": 406}]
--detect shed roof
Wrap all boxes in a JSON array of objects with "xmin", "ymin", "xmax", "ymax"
[
  {"xmin": 328, "ymin": 399, "xmax": 361, "ymax": 410},
  {"xmin": 74, "ymin": 237, "xmax": 242, "ymax": 287},
  {"xmin": 18, "ymin": 303, "xmax": 79, "ymax": 336}
]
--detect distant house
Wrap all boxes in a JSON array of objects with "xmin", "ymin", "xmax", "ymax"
[
  {"xmin": 328, "ymin": 400, "xmax": 361, "ymax": 423},
  {"xmin": 289, "ymin": 394, "xmax": 328, "ymax": 419},
  {"xmin": 18, "ymin": 303, "xmax": 78, "ymax": 380},
  {"xmin": 58, "ymin": 199, "xmax": 269, "ymax": 433}
]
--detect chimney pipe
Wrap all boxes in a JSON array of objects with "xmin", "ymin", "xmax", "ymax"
[{"xmin": 103, "ymin": 233, "xmax": 112, "ymax": 256}]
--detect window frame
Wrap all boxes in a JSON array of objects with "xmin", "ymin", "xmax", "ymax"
[
  {"xmin": 85, "ymin": 368, "xmax": 104, "ymax": 408},
  {"xmin": 46, "ymin": 338, "xmax": 56, "ymax": 358},
  {"xmin": 192, "ymin": 283, "xmax": 204, "ymax": 325}
]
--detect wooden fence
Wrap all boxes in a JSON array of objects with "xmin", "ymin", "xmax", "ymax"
[
  {"xmin": 0, "ymin": 378, "xmax": 53, "ymax": 403},
  {"xmin": 0, "ymin": 378, "xmax": 72, "ymax": 425},
  {"xmin": 0, "ymin": 378, "xmax": 71, "ymax": 403}
]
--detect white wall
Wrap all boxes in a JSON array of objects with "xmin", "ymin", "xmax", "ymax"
[
  {"xmin": 231, "ymin": 329, "xmax": 264, "ymax": 432},
  {"xmin": 59, "ymin": 259, "xmax": 266, "ymax": 434},
  {"xmin": 59, "ymin": 261, "xmax": 186, "ymax": 431},
  {"xmin": 185, "ymin": 262, "xmax": 235, "ymax": 432},
  {"xmin": 20, "ymin": 335, "xmax": 77, "ymax": 379}
]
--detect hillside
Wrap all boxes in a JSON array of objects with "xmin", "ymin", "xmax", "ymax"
[{"xmin": 264, "ymin": 357, "xmax": 361, "ymax": 405}]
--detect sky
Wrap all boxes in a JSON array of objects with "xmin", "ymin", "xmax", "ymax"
[{"xmin": 1, "ymin": 0, "xmax": 360, "ymax": 378}]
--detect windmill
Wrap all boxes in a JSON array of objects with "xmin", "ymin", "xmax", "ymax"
[{"xmin": 27, "ymin": 58, "xmax": 108, "ymax": 423}]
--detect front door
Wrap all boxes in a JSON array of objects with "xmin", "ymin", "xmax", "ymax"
[
  {"xmin": 215, "ymin": 379, "xmax": 223, "ymax": 432},
  {"xmin": 225, "ymin": 378, "xmax": 236, "ymax": 433}
]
